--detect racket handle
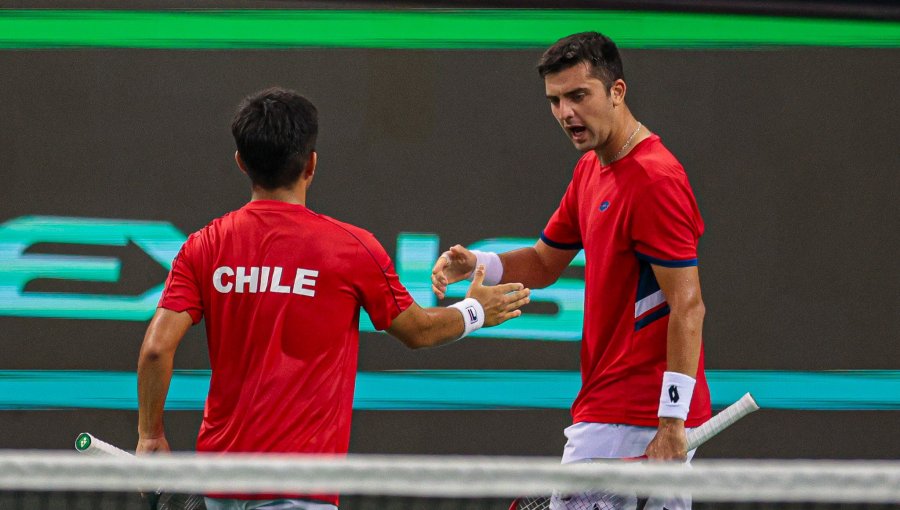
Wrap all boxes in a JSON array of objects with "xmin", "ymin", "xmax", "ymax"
[
  {"xmin": 75, "ymin": 432, "xmax": 133, "ymax": 458},
  {"xmin": 686, "ymin": 392, "xmax": 759, "ymax": 450}
]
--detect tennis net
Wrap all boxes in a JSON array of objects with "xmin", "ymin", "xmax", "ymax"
[{"xmin": 1, "ymin": 451, "xmax": 898, "ymax": 509}]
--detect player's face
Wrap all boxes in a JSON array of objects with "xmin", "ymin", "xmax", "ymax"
[{"xmin": 544, "ymin": 63, "xmax": 616, "ymax": 152}]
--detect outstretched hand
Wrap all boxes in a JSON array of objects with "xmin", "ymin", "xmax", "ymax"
[
  {"xmin": 431, "ymin": 245, "xmax": 476, "ymax": 299},
  {"xmin": 466, "ymin": 265, "xmax": 530, "ymax": 327}
]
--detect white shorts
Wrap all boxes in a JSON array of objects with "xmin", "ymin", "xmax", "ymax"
[
  {"xmin": 204, "ymin": 498, "xmax": 338, "ymax": 510},
  {"xmin": 556, "ymin": 422, "xmax": 697, "ymax": 510}
]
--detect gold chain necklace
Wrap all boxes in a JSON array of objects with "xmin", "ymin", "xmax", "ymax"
[{"xmin": 609, "ymin": 121, "xmax": 642, "ymax": 164}]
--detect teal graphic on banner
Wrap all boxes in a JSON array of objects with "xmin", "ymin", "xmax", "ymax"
[
  {"xmin": 1, "ymin": 370, "xmax": 898, "ymax": 411},
  {"xmin": 359, "ymin": 234, "xmax": 586, "ymax": 341},
  {"xmin": 0, "ymin": 216, "xmax": 186, "ymax": 320},
  {"xmin": 0, "ymin": 216, "xmax": 586, "ymax": 340}
]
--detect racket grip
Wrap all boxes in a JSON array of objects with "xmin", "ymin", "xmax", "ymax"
[
  {"xmin": 75, "ymin": 432, "xmax": 134, "ymax": 458},
  {"xmin": 686, "ymin": 393, "xmax": 759, "ymax": 450}
]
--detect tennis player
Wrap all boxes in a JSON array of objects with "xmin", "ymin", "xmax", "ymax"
[
  {"xmin": 136, "ymin": 87, "xmax": 530, "ymax": 510},
  {"xmin": 432, "ymin": 32, "xmax": 711, "ymax": 509}
]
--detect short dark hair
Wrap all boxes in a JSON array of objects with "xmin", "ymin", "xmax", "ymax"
[
  {"xmin": 231, "ymin": 87, "xmax": 318, "ymax": 190},
  {"xmin": 537, "ymin": 32, "xmax": 625, "ymax": 88}
]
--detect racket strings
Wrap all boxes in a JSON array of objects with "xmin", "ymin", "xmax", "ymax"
[
  {"xmin": 155, "ymin": 493, "xmax": 207, "ymax": 510},
  {"xmin": 516, "ymin": 490, "xmax": 637, "ymax": 510}
]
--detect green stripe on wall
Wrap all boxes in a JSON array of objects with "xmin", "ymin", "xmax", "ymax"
[
  {"xmin": 0, "ymin": 10, "xmax": 898, "ymax": 50},
  {"xmin": 1, "ymin": 370, "xmax": 898, "ymax": 411}
]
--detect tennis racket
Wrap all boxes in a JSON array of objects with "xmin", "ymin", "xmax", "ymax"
[
  {"xmin": 75, "ymin": 433, "xmax": 207, "ymax": 510},
  {"xmin": 510, "ymin": 393, "xmax": 760, "ymax": 510}
]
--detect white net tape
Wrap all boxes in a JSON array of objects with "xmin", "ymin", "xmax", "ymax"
[{"xmin": 0, "ymin": 452, "xmax": 898, "ymax": 504}]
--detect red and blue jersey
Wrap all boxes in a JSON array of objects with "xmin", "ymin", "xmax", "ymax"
[
  {"xmin": 542, "ymin": 134, "xmax": 711, "ymax": 427},
  {"xmin": 159, "ymin": 200, "xmax": 413, "ymax": 504}
]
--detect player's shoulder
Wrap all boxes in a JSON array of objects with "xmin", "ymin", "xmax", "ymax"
[
  {"xmin": 313, "ymin": 213, "xmax": 390, "ymax": 258},
  {"xmin": 170, "ymin": 209, "xmax": 241, "ymax": 265},
  {"xmin": 630, "ymin": 135, "xmax": 688, "ymax": 184},
  {"xmin": 563, "ymin": 151, "xmax": 600, "ymax": 186},
  {"xmin": 574, "ymin": 150, "xmax": 600, "ymax": 174},
  {"xmin": 177, "ymin": 209, "xmax": 234, "ymax": 248},
  {"xmin": 577, "ymin": 150, "xmax": 599, "ymax": 166},
  {"xmin": 316, "ymin": 214, "xmax": 377, "ymax": 243},
  {"xmin": 188, "ymin": 209, "xmax": 241, "ymax": 244},
  {"xmin": 315, "ymin": 214, "xmax": 395, "ymax": 271}
]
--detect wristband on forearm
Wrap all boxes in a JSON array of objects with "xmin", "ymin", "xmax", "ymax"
[
  {"xmin": 448, "ymin": 297, "xmax": 485, "ymax": 339},
  {"xmin": 466, "ymin": 250, "xmax": 503, "ymax": 286},
  {"xmin": 658, "ymin": 371, "xmax": 696, "ymax": 421}
]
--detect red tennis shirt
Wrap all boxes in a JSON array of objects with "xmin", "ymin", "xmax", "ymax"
[
  {"xmin": 542, "ymin": 134, "xmax": 712, "ymax": 428},
  {"xmin": 158, "ymin": 200, "xmax": 413, "ymax": 504}
]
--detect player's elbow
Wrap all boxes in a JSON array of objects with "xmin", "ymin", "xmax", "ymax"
[
  {"xmin": 670, "ymin": 294, "xmax": 705, "ymax": 323},
  {"xmin": 138, "ymin": 337, "xmax": 175, "ymax": 366},
  {"xmin": 138, "ymin": 345, "xmax": 164, "ymax": 366},
  {"xmin": 535, "ymin": 272, "xmax": 562, "ymax": 289}
]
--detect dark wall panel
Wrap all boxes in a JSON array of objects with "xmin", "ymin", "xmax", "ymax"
[{"xmin": 0, "ymin": 47, "xmax": 897, "ymax": 457}]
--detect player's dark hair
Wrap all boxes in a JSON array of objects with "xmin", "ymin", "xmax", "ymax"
[
  {"xmin": 231, "ymin": 87, "xmax": 318, "ymax": 190},
  {"xmin": 537, "ymin": 32, "xmax": 625, "ymax": 89}
]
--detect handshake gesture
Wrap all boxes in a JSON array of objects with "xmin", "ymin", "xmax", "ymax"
[{"xmin": 432, "ymin": 245, "xmax": 529, "ymax": 328}]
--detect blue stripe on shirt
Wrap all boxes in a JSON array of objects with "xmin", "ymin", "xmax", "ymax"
[
  {"xmin": 540, "ymin": 232, "xmax": 583, "ymax": 251},
  {"xmin": 634, "ymin": 304, "xmax": 670, "ymax": 331},
  {"xmin": 635, "ymin": 251, "xmax": 698, "ymax": 268}
]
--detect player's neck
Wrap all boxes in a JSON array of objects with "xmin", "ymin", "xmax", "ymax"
[
  {"xmin": 596, "ymin": 112, "xmax": 646, "ymax": 166},
  {"xmin": 250, "ymin": 183, "xmax": 307, "ymax": 206}
]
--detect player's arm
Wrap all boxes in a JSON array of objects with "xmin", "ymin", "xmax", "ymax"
[
  {"xmin": 431, "ymin": 240, "xmax": 577, "ymax": 298},
  {"xmin": 136, "ymin": 308, "xmax": 193, "ymax": 454},
  {"xmin": 644, "ymin": 264, "xmax": 705, "ymax": 462},
  {"xmin": 390, "ymin": 265, "xmax": 530, "ymax": 348}
]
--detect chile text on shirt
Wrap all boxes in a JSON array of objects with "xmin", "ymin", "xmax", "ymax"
[{"xmin": 213, "ymin": 266, "xmax": 319, "ymax": 296}]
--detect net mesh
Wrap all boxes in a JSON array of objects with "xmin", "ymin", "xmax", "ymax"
[{"xmin": 1, "ymin": 451, "xmax": 898, "ymax": 510}]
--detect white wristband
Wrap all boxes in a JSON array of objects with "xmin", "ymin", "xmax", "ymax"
[
  {"xmin": 467, "ymin": 250, "xmax": 503, "ymax": 286},
  {"xmin": 658, "ymin": 371, "xmax": 696, "ymax": 421},
  {"xmin": 448, "ymin": 297, "xmax": 485, "ymax": 339}
]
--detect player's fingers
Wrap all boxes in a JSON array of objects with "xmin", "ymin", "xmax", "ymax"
[
  {"xmin": 494, "ymin": 282, "xmax": 525, "ymax": 294},
  {"xmin": 495, "ymin": 309, "xmax": 523, "ymax": 324},
  {"xmin": 506, "ymin": 288, "xmax": 531, "ymax": 302},
  {"xmin": 431, "ymin": 283, "xmax": 445, "ymax": 300},
  {"xmin": 430, "ymin": 270, "xmax": 447, "ymax": 287},
  {"xmin": 470, "ymin": 264, "xmax": 486, "ymax": 287},
  {"xmin": 506, "ymin": 291, "xmax": 531, "ymax": 310},
  {"xmin": 431, "ymin": 252, "xmax": 451, "ymax": 275}
]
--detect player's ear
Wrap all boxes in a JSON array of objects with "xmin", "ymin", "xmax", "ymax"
[
  {"xmin": 610, "ymin": 79, "xmax": 627, "ymax": 106},
  {"xmin": 303, "ymin": 151, "xmax": 317, "ymax": 180},
  {"xmin": 234, "ymin": 151, "xmax": 248, "ymax": 175}
]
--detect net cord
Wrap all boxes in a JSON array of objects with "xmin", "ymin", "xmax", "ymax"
[{"xmin": 0, "ymin": 452, "xmax": 897, "ymax": 503}]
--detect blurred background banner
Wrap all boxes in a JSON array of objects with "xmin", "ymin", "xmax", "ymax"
[
  {"xmin": 1, "ymin": 9, "xmax": 899, "ymax": 49},
  {"xmin": 0, "ymin": 2, "xmax": 897, "ymax": 459}
]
